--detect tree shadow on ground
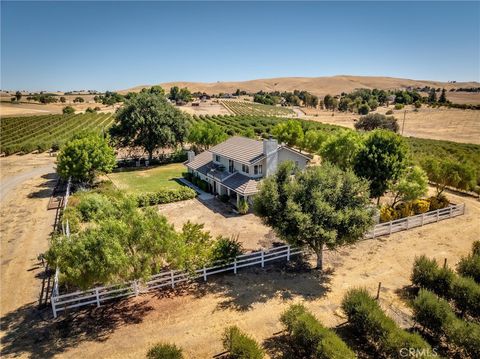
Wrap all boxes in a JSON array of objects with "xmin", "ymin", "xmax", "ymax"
[
  {"xmin": 27, "ymin": 173, "xmax": 57, "ymax": 199},
  {"xmin": 0, "ymin": 298, "xmax": 153, "ymax": 359},
  {"xmin": 197, "ymin": 197, "xmax": 238, "ymax": 218},
  {"xmin": 151, "ymin": 256, "xmax": 332, "ymax": 312}
]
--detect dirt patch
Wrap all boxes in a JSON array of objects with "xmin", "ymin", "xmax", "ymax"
[
  {"xmin": 178, "ymin": 100, "xmax": 232, "ymax": 116},
  {"xmin": 158, "ymin": 198, "xmax": 278, "ymax": 251}
]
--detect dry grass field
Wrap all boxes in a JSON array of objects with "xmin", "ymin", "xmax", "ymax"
[
  {"xmin": 303, "ymin": 106, "xmax": 480, "ymax": 145},
  {"xmin": 123, "ymin": 75, "xmax": 480, "ymax": 101}
]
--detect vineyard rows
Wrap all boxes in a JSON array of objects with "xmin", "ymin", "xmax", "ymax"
[
  {"xmin": 220, "ymin": 100, "xmax": 296, "ymax": 117},
  {"xmin": 1, "ymin": 113, "xmax": 115, "ymax": 155}
]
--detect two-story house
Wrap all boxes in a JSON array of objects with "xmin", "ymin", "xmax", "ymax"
[{"xmin": 185, "ymin": 136, "xmax": 310, "ymax": 207}]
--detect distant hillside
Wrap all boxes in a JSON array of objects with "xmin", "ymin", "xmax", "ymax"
[{"xmin": 121, "ymin": 75, "xmax": 480, "ymax": 98}]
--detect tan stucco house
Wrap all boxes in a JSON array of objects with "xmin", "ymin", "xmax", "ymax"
[{"xmin": 185, "ymin": 136, "xmax": 310, "ymax": 206}]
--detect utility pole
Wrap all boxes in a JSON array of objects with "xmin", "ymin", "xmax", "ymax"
[{"xmin": 401, "ymin": 110, "xmax": 406, "ymax": 135}]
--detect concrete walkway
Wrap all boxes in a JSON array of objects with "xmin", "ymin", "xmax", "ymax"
[{"xmin": 178, "ymin": 178, "xmax": 214, "ymax": 200}]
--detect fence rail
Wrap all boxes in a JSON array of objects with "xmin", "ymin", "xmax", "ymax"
[
  {"xmin": 50, "ymin": 203, "xmax": 465, "ymax": 318},
  {"xmin": 365, "ymin": 203, "xmax": 465, "ymax": 239}
]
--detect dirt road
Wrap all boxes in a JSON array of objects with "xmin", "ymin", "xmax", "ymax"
[{"xmin": 0, "ymin": 155, "xmax": 57, "ymax": 331}]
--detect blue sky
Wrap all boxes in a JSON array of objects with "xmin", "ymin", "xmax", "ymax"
[{"xmin": 1, "ymin": 1, "xmax": 479, "ymax": 91}]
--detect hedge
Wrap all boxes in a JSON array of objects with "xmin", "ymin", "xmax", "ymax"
[
  {"xmin": 146, "ymin": 343, "xmax": 183, "ymax": 359},
  {"xmin": 411, "ymin": 255, "xmax": 480, "ymax": 317},
  {"xmin": 412, "ymin": 289, "xmax": 480, "ymax": 358},
  {"xmin": 222, "ymin": 326, "xmax": 264, "ymax": 359},
  {"xmin": 280, "ymin": 304, "xmax": 355, "ymax": 359},
  {"xmin": 457, "ymin": 241, "xmax": 480, "ymax": 283},
  {"xmin": 379, "ymin": 196, "xmax": 449, "ymax": 223},
  {"xmin": 136, "ymin": 187, "xmax": 196, "ymax": 207},
  {"xmin": 341, "ymin": 288, "xmax": 434, "ymax": 358}
]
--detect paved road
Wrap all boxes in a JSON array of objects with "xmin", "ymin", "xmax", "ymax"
[{"xmin": 0, "ymin": 164, "xmax": 55, "ymax": 203}]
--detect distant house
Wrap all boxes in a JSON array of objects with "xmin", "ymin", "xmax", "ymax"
[{"xmin": 185, "ymin": 136, "xmax": 310, "ymax": 206}]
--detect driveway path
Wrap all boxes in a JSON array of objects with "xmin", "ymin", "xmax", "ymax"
[{"xmin": 0, "ymin": 164, "xmax": 54, "ymax": 203}]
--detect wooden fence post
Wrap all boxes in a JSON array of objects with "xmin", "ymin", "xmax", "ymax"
[
  {"xmin": 436, "ymin": 209, "xmax": 440, "ymax": 222},
  {"xmin": 372, "ymin": 227, "xmax": 376, "ymax": 239},
  {"xmin": 443, "ymin": 258, "xmax": 447, "ymax": 268},
  {"xmin": 133, "ymin": 280, "xmax": 139, "ymax": 296},
  {"xmin": 449, "ymin": 206, "xmax": 453, "ymax": 217},
  {"xmin": 421, "ymin": 213, "xmax": 425, "ymax": 226},
  {"xmin": 376, "ymin": 282, "xmax": 382, "ymax": 300},
  {"xmin": 287, "ymin": 246, "xmax": 290, "ymax": 261},
  {"xmin": 261, "ymin": 250, "xmax": 264, "ymax": 268},
  {"xmin": 203, "ymin": 266, "xmax": 207, "ymax": 281},
  {"xmin": 170, "ymin": 270, "xmax": 175, "ymax": 288},
  {"xmin": 95, "ymin": 288, "xmax": 101, "ymax": 306},
  {"xmin": 234, "ymin": 259, "xmax": 237, "ymax": 274},
  {"xmin": 406, "ymin": 217, "xmax": 409, "ymax": 230},
  {"xmin": 389, "ymin": 221, "xmax": 393, "ymax": 235},
  {"xmin": 462, "ymin": 204, "xmax": 466, "ymax": 215},
  {"xmin": 51, "ymin": 297, "xmax": 57, "ymax": 318}
]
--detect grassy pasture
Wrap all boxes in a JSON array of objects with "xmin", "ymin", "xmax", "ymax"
[{"xmin": 108, "ymin": 163, "xmax": 186, "ymax": 193}]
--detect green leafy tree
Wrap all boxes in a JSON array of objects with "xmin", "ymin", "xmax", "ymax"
[
  {"xmin": 254, "ymin": 162, "xmax": 374, "ymax": 269},
  {"xmin": 354, "ymin": 113, "xmax": 399, "ymax": 133},
  {"xmin": 62, "ymin": 106, "xmax": 75, "ymax": 115},
  {"xmin": 110, "ymin": 92, "xmax": 189, "ymax": 161},
  {"xmin": 188, "ymin": 122, "xmax": 228, "ymax": 151},
  {"xmin": 302, "ymin": 130, "xmax": 328, "ymax": 153},
  {"xmin": 319, "ymin": 130, "xmax": 363, "ymax": 170},
  {"xmin": 390, "ymin": 165, "xmax": 428, "ymax": 205},
  {"xmin": 357, "ymin": 103, "xmax": 370, "ymax": 115},
  {"xmin": 438, "ymin": 88, "xmax": 447, "ymax": 104},
  {"xmin": 73, "ymin": 96, "xmax": 85, "ymax": 103},
  {"xmin": 323, "ymin": 94, "xmax": 335, "ymax": 110},
  {"xmin": 57, "ymin": 132, "xmax": 116, "ymax": 183},
  {"xmin": 354, "ymin": 130, "xmax": 408, "ymax": 202},
  {"xmin": 272, "ymin": 120, "xmax": 304, "ymax": 147},
  {"xmin": 428, "ymin": 88, "xmax": 437, "ymax": 103},
  {"xmin": 60, "ymin": 96, "xmax": 66, "ymax": 103},
  {"xmin": 15, "ymin": 91, "xmax": 22, "ymax": 102},
  {"xmin": 422, "ymin": 157, "xmax": 476, "ymax": 195}
]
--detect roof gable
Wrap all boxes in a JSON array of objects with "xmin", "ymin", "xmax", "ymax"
[{"xmin": 209, "ymin": 136, "xmax": 268, "ymax": 164}]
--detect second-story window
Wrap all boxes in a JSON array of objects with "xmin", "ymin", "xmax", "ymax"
[
  {"xmin": 229, "ymin": 159, "xmax": 234, "ymax": 173},
  {"xmin": 215, "ymin": 155, "xmax": 220, "ymax": 162},
  {"xmin": 254, "ymin": 164, "xmax": 263, "ymax": 175},
  {"xmin": 242, "ymin": 164, "xmax": 249, "ymax": 174}
]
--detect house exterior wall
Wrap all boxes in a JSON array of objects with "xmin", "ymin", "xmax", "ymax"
[{"xmin": 278, "ymin": 148, "xmax": 309, "ymax": 169}]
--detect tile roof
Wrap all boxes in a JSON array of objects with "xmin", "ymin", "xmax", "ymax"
[
  {"xmin": 185, "ymin": 151, "xmax": 213, "ymax": 176},
  {"xmin": 209, "ymin": 136, "xmax": 269, "ymax": 164},
  {"xmin": 222, "ymin": 172, "xmax": 259, "ymax": 195}
]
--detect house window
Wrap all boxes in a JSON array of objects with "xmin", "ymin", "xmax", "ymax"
[
  {"xmin": 254, "ymin": 165, "xmax": 263, "ymax": 175},
  {"xmin": 229, "ymin": 160, "xmax": 234, "ymax": 173},
  {"xmin": 242, "ymin": 164, "xmax": 249, "ymax": 174},
  {"xmin": 215, "ymin": 155, "xmax": 220, "ymax": 162}
]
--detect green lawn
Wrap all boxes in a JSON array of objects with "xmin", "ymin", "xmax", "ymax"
[{"xmin": 108, "ymin": 163, "xmax": 186, "ymax": 193}]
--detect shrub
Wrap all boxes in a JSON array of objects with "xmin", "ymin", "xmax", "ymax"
[
  {"xmin": 237, "ymin": 198, "xmax": 249, "ymax": 214},
  {"xmin": 341, "ymin": 288, "xmax": 434, "ymax": 358},
  {"xmin": 427, "ymin": 195, "xmax": 450, "ymax": 210},
  {"xmin": 85, "ymin": 107, "xmax": 96, "ymax": 113},
  {"xmin": 473, "ymin": 240, "xmax": 480, "ymax": 256},
  {"xmin": 280, "ymin": 304, "xmax": 355, "ymax": 359},
  {"xmin": 146, "ymin": 343, "xmax": 183, "ymax": 359},
  {"xmin": 380, "ymin": 206, "xmax": 398, "ymax": 222},
  {"xmin": 414, "ymin": 101, "xmax": 422, "ymax": 109},
  {"xmin": 457, "ymin": 253, "xmax": 480, "ymax": 283},
  {"xmin": 222, "ymin": 326, "xmax": 264, "ymax": 359},
  {"xmin": 354, "ymin": 113, "xmax": 399, "ymax": 133},
  {"xmin": 219, "ymin": 194, "xmax": 230, "ymax": 203},
  {"xmin": 411, "ymin": 255, "xmax": 480, "ymax": 317},
  {"xmin": 394, "ymin": 103, "xmax": 404, "ymax": 110},
  {"xmin": 61, "ymin": 206, "xmax": 82, "ymax": 234},
  {"xmin": 75, "ymin": 192, "xmax": 117, "ymax": 221},
  {"xmin": 385, "ymin": 109, "xmax": 394, "ymax": 115},
  {"xmin": 412, "ymin": 289, "xmax": 480, "ymax": 358},
  {"xmin": 411, "ymin": 199, "xmax": 430, "ymax": 214},
  {"xmin": 394, "ymin": 201, "xmax": 412, "ymax": 218},
  {"xmin": 182, "ymin": 172, "xmax": 193, "ymax": 182},
  {"xmin": 136, "ymin": 187, "xmax": 196, "ymax": 207},
  {"xmin": 211, "ymin": 235, "xmax": 243, "ymax": 264},
  {"xmin": 62, "ymin": 106, "xmax": 75, "ymax": 114}
]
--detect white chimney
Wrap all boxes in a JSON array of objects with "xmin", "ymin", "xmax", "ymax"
[
  {"xmin": 187, "ymin": 150, "xmax": 195, "ymax": 162},
  {"xmin": 263, "ymin": 137, "xmax": 278, "ymax": 156}
]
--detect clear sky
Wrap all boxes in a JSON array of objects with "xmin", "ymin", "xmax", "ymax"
[{"xmin": 1, "ymin": 1, "xmax": 479, "ymax": 92}]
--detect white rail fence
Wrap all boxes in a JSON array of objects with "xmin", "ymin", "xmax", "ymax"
[
  {"xmin": 50, "ymin": 203, "xmax": 465, "ymax": 318},
  {"xmin": 51, "ymin": 244, "xmax": 302, "ymax": 318},
  {"xmin": 365, "ymin": 203, "xmax": 465, "ymax": 239}
]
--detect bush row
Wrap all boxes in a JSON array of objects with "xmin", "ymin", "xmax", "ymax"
[
  {"xmin": 380, "ymin": 195, "xmax": 450, "ymax": 223},
  {"xmin": 457, "ymin": 241, "xmax": 480, "ymax": 283},
  {"xmin": 341, "ymin": 288, "xmax": 434, "ymax": 358},
  {"xmin": 411, "ymin": 255, "xmax": 480, "ymax": 317},
  {"xmin": 182, "ymin": 172, "xmax": 209, "ymax": 192},
  {"xmin": 412, "ymin": 289, "xmax": 480, "ymax": 358},
  {"xmin": 136, "ymin": 187, "xmax": 196, "ymax": 207},
  {"xmin": 280, "ymin": 304, "xmax": 355, "ymax": 359},
  {"xmin": 222, "ymin": 326, "xmax": 264, "ymax": 359}
]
